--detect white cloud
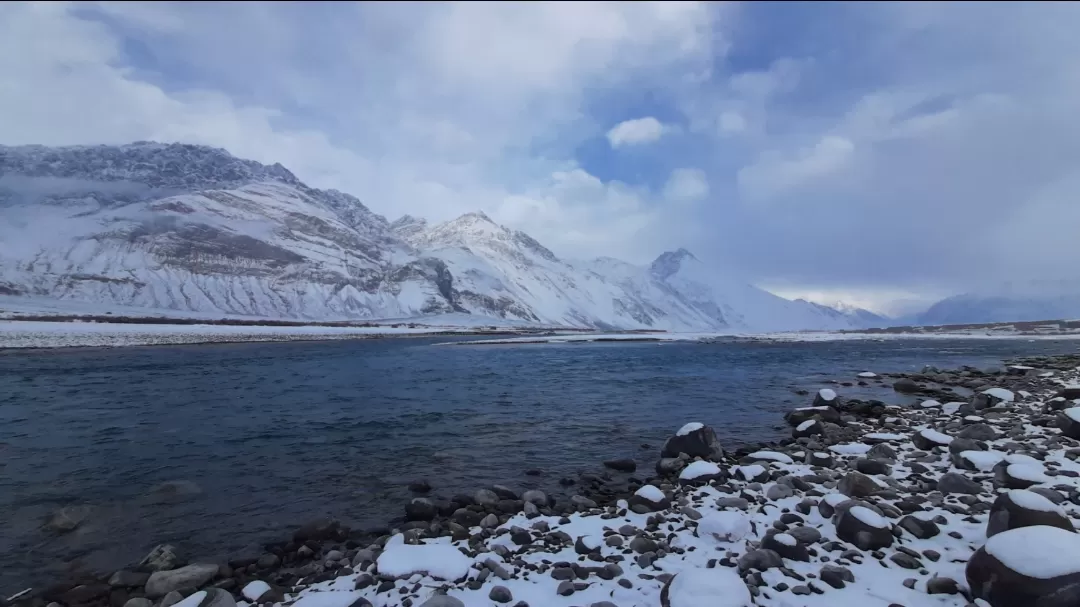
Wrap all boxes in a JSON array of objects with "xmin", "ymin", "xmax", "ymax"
[
  {"xmin": 606, "ymin": 117, "xmax": 667, "ymax": 148},
  {"xmin": 718, "ymin": 111, "xmax": 746, "ymax": 134},
  {"xmin": 736, "ymin": 136, "xmax": 855, "ymax": 202},
  {"xmin": 663, "ymin": 168, "xmax": 709, "ymax": 201}
]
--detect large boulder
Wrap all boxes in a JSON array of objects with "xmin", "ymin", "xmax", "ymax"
[
  {"xmin": 1057, "ymin": 408, "xmax": 1080, "ymax": 439},
  {"xmin": 997, "ymin": 463, "xmax": 1052, "ymax": 490},
  {"xmin": 893, "ymin": 378, "xmax": 922, "ymax": 393},
  {"xmin": 660, "ymin": 423, "xmax": 724, "ymax": 460},
  {"xmin": 835, "ymin": 506, "xmax": 893, "ymax": 550},
  {"xmin": 660, "ymin": 568, "xmax": 751, "ymax": 607},
  {"xmin": 813, "ymin": 388, "xmax": 838, "ymax": 408},
  {"xmin": 912, "ymin": 428, "xmax": 953, "ymax": 450},
  {"xmin": 145, "ymin": 564, "xmax": 219, "ymax": 598},
  {"xmin": 987, "ymin": 490, "xmax": 1075, "ymax": 537},
  {"xmin": 677, "ymin": 460, "xmax": 725, "ymax": 486},
  {"xmin": 837, "ymin": 471, "xmax": 882, "ymax": 498},
  {"xmin": 967, "ymin": 525, "xmax": 1080, "ymax": 607},
  {"xmin": 139, "ymin": 545, "xmax": 184, "ymax": 572},
  {"xmin": 627, "ymin": 485, "xmax": 671, "ymax": 513},
  {"xmin": 1057, "ymin": 386, "xmax": 1080, "ymax": 400}
]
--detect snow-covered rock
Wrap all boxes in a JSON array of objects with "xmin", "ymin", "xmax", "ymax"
[
  {"xmin": 660, "ymin": 568, "xmax": 751, "ymax": 607},
  {"xmin": 661, "ymin": 423, "xmax": 724, "ymax": 460},
  {"xmin": 375, "ymin": 538, "xmax": 472, "ymax": 581},
  {"xmin": 968, "ymin": 525, "xmax": 1080, "ymax": 607},
  {"xmin": 696, "ymin": 511, "xmax": 751, "ymax": 543},
  {"xmin": 987, "ymin": 490, "xmax": 1074, "ymax": 537}
]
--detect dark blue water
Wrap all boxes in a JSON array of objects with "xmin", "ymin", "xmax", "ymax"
[{"xmin": 1, "ymin": 336, "xmax": 1078, "ymax": 593}]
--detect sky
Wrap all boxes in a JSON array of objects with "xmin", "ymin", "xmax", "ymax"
[{"xmin": 3, "ymin": 2, "xmax": 1080, "ymax": 316}]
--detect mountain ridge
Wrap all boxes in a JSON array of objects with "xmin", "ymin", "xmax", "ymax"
[{"xmin": 0, "ymin": 141, "xmax": 880, "ymax": 331}]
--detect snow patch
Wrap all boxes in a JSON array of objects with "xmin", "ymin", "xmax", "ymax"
[
  {"xmin": 985, "ymin": 526, "xmax": 1080, "ymax": 578},
  {"xmin": 679, "ymin": 461, "xmax": 722, "ymax": 481},
  {"xmin": 983, "ymin": 387, "xmax": 1016, "ymax": 402},
  {"xmin": 747, "ymin": 451, "xmax": 794, "ymax": 465},
  {"xmin": 818, "ymin": 388, "xmax": 837, "ymax": 402},
  {"xmin": 676, "ymin": 422, "xmax": 704, "ymax": 436},
  {"xmin": 634, "ymin": 485, "xmax": 667, "ymax": 503},
  {"xmin": 697, "ymin": 511, "xmax": 750, "ymax": 542},
  {"xmin": 376, "ymin": 540, "xmax": 472, "ymax": 580},
  {"xmin": 664, "ymin": 567, "xmax": 751, "ymax": 607},
  {"xmin": 850, "ymin": 506, "xmax": 888, "ymax": 528},
  {"xmin": 1008, "ymin": 489, "xmax": 1063, "ymax": 513}
]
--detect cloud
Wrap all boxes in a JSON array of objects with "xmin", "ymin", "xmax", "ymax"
[
  {"xmin": 737, "ymin": 136, "xmax": 854, "ymax": 202},
  {"xmin": 606, "ymin": 117, "xmax": 667, "ymax": 148},
  {"xmin": 4, "ymin": 2, "xmax": 1080, "ymax": 308},
  {"xmin": 663, "ymin": 168, "xmax": 709, "ymax": 202}
]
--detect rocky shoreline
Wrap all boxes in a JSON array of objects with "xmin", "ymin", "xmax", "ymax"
[{"xmin": 8, "ymin": 353, "xmax": 1080, "ymax": 607}]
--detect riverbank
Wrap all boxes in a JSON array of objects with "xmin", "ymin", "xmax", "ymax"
[
  {"xmin": 0, "ymin": 320, "xmax": 576, "ymax": 349},
  {"xmin": 10, "ymin": 350, "xmax": 1080, "ymax": 607}
]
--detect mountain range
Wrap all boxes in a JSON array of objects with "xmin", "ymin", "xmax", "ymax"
[{"xmin": 0, "ymin": 142, "xmax": 889, "ymax": 332}]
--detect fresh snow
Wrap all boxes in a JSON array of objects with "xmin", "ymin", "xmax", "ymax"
[
  {"xmin": 1007, "ymin": 489, "xmax": 1062, "ymax": 513},
  {"xmin": 1007, "ymin": 463, "xmax": 1051, "ymax": 484},
  {"xmin": 773, "ymin": 533, "xmax": 797, "ymax": 546},
  {"xmin": 921, "ymin": 400, "xmax": 943, "ymax": 408},
  {"xmin": 663, "ymin": 568, "xmax": 751, "ymax": 607},
  {"xmin": 1063, "ymin": 407, "xmax": 1080, "ymax": 422},
  {"xmin": 241, "ymin": 581, "xmax": 271, "ymax": 602},
  {"xmin": 850, "ymin": 506, "xmax": 888, "ymax": 528},
  {"xmin": 171, "ymin": 592, "xmax": 207, "ymax": 607},
  {"xmin": 942, "ymin": 402, "xmax": 965, "ymax": 415},
  {"xmin": 676, "ymin": 422, "xmax": 704, "ymax": 436},
  {"xmin": 984, "ymin": 526, "xmax": 1080, "ymax": 579},
  {"xmin": 747, "ymin": 450, "xmax": 794, "ymax": 464},
  {"xmin": 679, "ymin": 461, "xmax": 721, "ymax": 481},
  {"xmin": 732, "ymin": 465, "xmax": 765, "ymax": 481},
  {"xmin": 918, "ymin": 428, "xmax": 954, "ymax": 445},
  {"xmin": 696, "ymin": 511, "xmax": 750, "ymax": 542},
  {"xmin": 983, "ymin": 387, "xmax": 1016, "ymax": 402},
  {"xmin": 959, "ymin": 450, "xmax": 1005, "ymax": 471},
  {"xmin": 818, "ymin": 388, "xmax": 837, "ymax": 401},
  {"xmin": 829, "ymin": 443, "xmax": 873, "ymax": 455},
  {"xmin": 634, "ymin": 485, "xmax": 666, "ymax": 503},
  {"xmin": 796, "ymin": 419, "xmax": 816, "ymax": 431},
  {"xmin": 1004, "ymin": 453, "xmax": 1041, "ymax": 466},
  {"xmin": 0, "ymin": 320, "xmax": 451, "ymax": 349},
  {"xmin": 375, "ymin": 539, "xmax": 472, "ymax": 580},
  {"xmin": 864, "ymin": 432, "xmax": 904, "ymax": 441},
  {"xmin": 858, "ymin": 371, "xmax": 878, "ymax": 378}
]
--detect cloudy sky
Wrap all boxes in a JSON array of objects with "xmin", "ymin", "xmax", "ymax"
[{"xmin": 3, "ymin": 2, "xmax": 1080, "ymax": 315}]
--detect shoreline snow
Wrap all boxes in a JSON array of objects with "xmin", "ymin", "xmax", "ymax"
[{"xmin": 0, "ymin": 320, "xmax": 576, "ymax": 349}]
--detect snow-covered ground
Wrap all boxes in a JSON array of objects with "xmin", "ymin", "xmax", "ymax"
[{"xmin": 0, "ymin": 320, "xmax": 483, "ymax": 349}]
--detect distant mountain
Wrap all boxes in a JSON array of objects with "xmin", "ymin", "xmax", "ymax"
[
  {"xmin": 0, "ymin": 142, "xmax": 879, "ymax": 332},
  {"xmin": 801, "ymin": 299, "xmax": 891, "ymax": 328},
  {"xmin": 917, "ymin": 281, "xmax": 1080, "ymax": 325}
]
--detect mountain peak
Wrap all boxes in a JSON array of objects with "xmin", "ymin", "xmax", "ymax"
[
  {"xmin": 0, "ymin": 141, "xmax": 302, "ymax": 191},
  {"xmin": 457, "ymin": 210, "xmax": 494, "ymax": 223},
  {"xmin": 649, "ymin": 248, "xmax": 698, "ymax": 281}
]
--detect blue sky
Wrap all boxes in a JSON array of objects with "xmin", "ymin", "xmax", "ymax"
[{"xmin": 3, "ymin": 2, "xmax": 1080, "ymax": 314}]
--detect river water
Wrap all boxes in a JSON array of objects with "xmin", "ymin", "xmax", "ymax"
[{"xmin": 1, "ymin": 336, "xmax": 1077, "ymax": 593}]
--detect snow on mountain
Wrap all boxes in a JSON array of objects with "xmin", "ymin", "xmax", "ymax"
[
  {"xmin": 0, "ymin": 142, "xmax": 873, "ymax": 332},
  {"xmin": 917, "ymin": 280, "xmax": 1080, "ymax": 325}
]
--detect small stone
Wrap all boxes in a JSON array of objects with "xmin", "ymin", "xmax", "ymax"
[
  {"xmin": 488, "ymin": 586, "xmax": 513, "ymax": 603},
  {"xmin": 926, "ymin": 577, "xmax": 960, "ymax": 595},
  {"xmin": 557, "ymin": 580, "xmax": 575, "ymax": 596}
]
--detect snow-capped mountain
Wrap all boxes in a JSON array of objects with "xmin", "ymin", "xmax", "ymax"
[
  {"xmin": 917, "ymin": 281, "xmax": 1080, "ymax": 325},
  {"xmin": 0, "ymin": 142, "xmax": 877, "ymax": 332}
]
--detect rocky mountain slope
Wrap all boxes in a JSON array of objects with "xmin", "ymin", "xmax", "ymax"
[{"xmin": 0, "ymin": 142, "xmax": 877, "ymax": 332}]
